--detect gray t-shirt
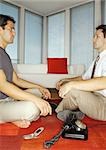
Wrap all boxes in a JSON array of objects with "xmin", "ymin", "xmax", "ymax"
[{"xmin": 0, "ymin": 47, "xmax": 13, "ymax": 99}]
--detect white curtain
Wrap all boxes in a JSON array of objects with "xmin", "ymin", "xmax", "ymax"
[
  {"xmin": 70, "ymin": 2, "xmax": 94, "ymax": 69},
  {"xmin": 25, "ymin": 11, "xmax": 43, "ymax": 64},
  {"xmin": 48, "ymin": 12, "xmax": 65, "ymax": 57}
]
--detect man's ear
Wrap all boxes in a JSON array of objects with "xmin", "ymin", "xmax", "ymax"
[
  {"xmin": 0, "ymin": 26, "xmax": 2, "ymax": 30},
  {"xmin": 0, "ymin": 26, "xmax": 3, "ymax": 35}
]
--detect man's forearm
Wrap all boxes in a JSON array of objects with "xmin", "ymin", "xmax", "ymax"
[
  {"xmin": 14, "ymin": 77, "xmax": 44, "ymax": 89},
  {"xmin": 69, "ymin": 76, "xmax": 82, "ymax": 81},
  {"xmin": 69, "ymin": 77, "xmax": 106, "ymax": 91},
  {"xmin": 61, "ymin": 76, "xmax": 82, "ymax": 83},
  {"xmin": 0, "ymin": 80, "xmax": 41, "ymax": 102}
]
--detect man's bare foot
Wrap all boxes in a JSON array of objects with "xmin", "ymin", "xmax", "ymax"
[{"xmin": 12, "ymin": 120, "xmax": 31, "ymax": 128}]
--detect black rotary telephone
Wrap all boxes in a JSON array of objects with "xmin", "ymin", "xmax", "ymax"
[
  {"xmin": 44, "ymin": 112, "xmax": 88, "ymax": 149},
  {"xmin": 62, "ymin": 113, "xmax": 88, "ymax": 140}
]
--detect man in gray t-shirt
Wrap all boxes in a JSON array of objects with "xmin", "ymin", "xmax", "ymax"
[{"xmin": 0, "ymin": 14, "xmax": 52, "ymax": 128}]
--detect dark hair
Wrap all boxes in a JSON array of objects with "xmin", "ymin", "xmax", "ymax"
[
  {"xmin": 0, "ymin": 14, "xmax": 15, "ymax": 29},
  {"xmin": 96, "ymin": 24, "xmax": 106, "ymax": 38}
]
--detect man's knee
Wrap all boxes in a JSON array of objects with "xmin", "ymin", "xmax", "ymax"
[
  {"xmin": 67, "ymin": 89, "xmax": 82, "ymax": 98},
  {"xmin": 72, "ymin": 89, "xmax": 84, "ymax": 94},
  {"xmin": 23, "ymin": 101, "xmax": 40, "ymax": 121},
  {"xmin": 66, "ymin": 89, "xmax": 89, "ymax": 108}
]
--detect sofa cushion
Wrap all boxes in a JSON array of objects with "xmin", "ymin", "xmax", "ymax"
[
  {"xmin": 18, "ymin": 73, "xmax": 76, "ymax": 88},
  {"xmin": 47, "ymin": 58, "xmax": 68, "ymax": 74}
]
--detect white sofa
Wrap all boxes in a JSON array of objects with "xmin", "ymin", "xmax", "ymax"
[{"xmin": 13, "ymin": 64, "xmax": 85, "ymax": 88}]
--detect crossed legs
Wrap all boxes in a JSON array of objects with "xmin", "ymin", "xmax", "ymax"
[
  {"xmin": 56, "ymin": 89, "xmax": 106, "ymax": 121},
  {"xmin": 0, "ymin": 89, "xmax": 41, "ymax": 128}
]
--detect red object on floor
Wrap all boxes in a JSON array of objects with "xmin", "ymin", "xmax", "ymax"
[{"xmin": 0, "ymin": 113, "xmax": 106, "ymax": 150}]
